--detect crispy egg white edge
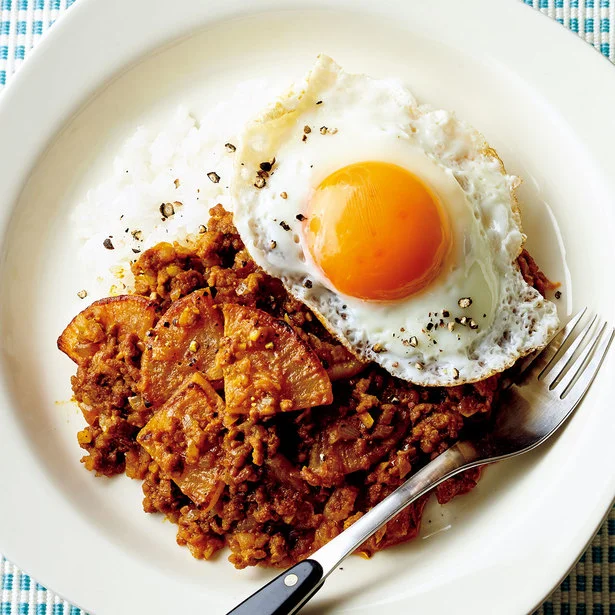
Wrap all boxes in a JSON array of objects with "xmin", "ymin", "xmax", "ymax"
[{"xmin": 231, "ymin": 55, "xmax": 560, "ymax": 386}]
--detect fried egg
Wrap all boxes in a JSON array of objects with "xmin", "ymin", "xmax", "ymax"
[{"xmin": 231, "ymin": 55, "xmax": 559, "ymax": 386}]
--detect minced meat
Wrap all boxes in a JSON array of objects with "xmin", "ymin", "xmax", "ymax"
[{"xmin": 59, "ymin": 204, "xmax": 549, "ymax": 569}]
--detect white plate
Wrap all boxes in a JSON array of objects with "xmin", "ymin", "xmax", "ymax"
[{"xmin": 0, "ymin": 1, "xmax": 614, "ymax": 613}]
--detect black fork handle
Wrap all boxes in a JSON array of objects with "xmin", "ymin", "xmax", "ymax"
[{"xmin": 226, "ymin": 559, "xmax": 324, "ymax": 615}]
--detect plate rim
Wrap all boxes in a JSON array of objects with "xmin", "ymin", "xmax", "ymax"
[{"xmin": 0, "ymin": 0, "xmax": 615, "ymax": 613}]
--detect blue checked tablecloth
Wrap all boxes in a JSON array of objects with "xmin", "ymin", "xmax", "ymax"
[{"xmin": 0, "ymin": 1, "xmax": 614, "ymax": 614}]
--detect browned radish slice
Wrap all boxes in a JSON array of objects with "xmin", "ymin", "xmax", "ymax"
[
  {"xmin": 57, "ymin": 295, "xmax": 157, "ymax": 365},
  {"xmin": 139, "ymin": 289, "xmax": 223, "ymax": 408},
  {"xmin": 219, "ymin": 303, "xmax": 333, "ymax": 417},
  {"xmin": 137, "ymin": 373, "xmax": 225, "ymax": 509}
]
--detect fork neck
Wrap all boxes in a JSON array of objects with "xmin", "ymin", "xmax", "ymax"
[{"xmin": 310, "ymin": 440, "xmax": 481, "ymax": 579}]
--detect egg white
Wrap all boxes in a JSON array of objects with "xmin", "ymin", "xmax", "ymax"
[{"xmin": 231, "ymin": 55, "xmax": 559, "ymax": 386}]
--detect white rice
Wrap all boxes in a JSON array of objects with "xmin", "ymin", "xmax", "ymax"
[{"xmin": 72, "ymin": 80, "xmax": 274, "ymax": 297}]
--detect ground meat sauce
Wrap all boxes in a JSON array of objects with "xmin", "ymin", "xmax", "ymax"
[{"xmin": 58, "ymin": 205, "xmax": 549, "ymax": 569}]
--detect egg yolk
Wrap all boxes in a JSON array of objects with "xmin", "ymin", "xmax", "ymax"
[{"xmin": 304, "ymin": 161, "xmax": 452, "ymax": 301}]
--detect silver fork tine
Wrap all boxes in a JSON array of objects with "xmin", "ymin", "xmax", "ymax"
[
  {"xmin": 542, "ymin": 313, "xmax": 597, "ymax": 388},
  {"xmin": 515, "ymin": 308, "xmax": 586, "ymax": 382},
  {"xmin": 555, "ymin": 324, "xmax": 614, "ymax": 401}
]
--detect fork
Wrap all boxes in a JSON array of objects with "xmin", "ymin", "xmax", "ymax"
[{"xmin": 227, "ymin": 309, "xmax": 614, "ymax": 615}]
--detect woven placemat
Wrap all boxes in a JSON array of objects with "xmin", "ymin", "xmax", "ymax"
[{"xmin": 1, "ymin": 1, "xmax": 614, "ymax": 613}]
